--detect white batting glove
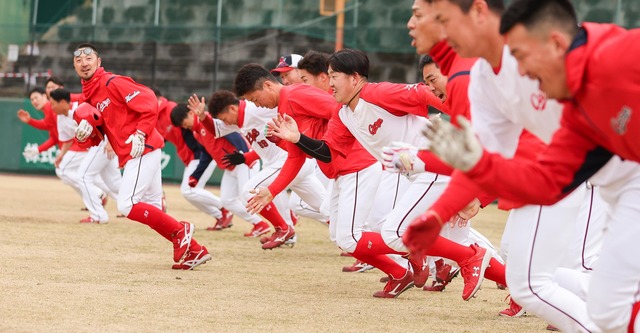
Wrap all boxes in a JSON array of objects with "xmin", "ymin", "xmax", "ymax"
[
  {"xmin": 381, "ymin": 141, "xmax": 425, "ymax": 175},
  {"xmin": 75, "ymin": 119, "xmax": 93, "ymax": 142},
  {"xmin": 125, "ymin": 130, "xmax": 146, "ymax": 158},
  {"xmin": 22, "ymin": 145, "xmax": 40, "ymax": 159},
  {"xmin": 422, "ymin": 115, "xmax": 483, "ymax": 172}
]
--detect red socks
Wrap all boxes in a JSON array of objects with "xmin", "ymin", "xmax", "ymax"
[
  {"xmin": 352, "ymin": 232, "xmax": 406, "ymax": 279},
  {"xmin": 426, "ymin": 236, "xmax": 475, "ymax": 262},
  {"xmin": 259, "ymin": 202, "xmax": 289, "ymax": 230},
  {"xmin": 127, "ymin": 202, "xmax": 182, "ymax": 241},
  {"xmin": 484, "ymin": 258, "xmax": 506, "ymax": 286}
]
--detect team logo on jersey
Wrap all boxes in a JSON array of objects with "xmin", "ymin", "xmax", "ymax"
[
  {"xmin": 96, "ymin": 98, "xmax": 110, "ymax": 112},
  {"xmin": 125, "ymin": 90, "xmax": 140, "ymax": 103},
  {"xmin": 368, "ymin": 118, "xmax": 383, "ymax": 135},
  {"xmin": 530, "ymin": 91, "xmax": 547, "ymax": 111},
  {"xmin": 200, "ymin": 129, "xmax": 207, "ymax": 136},
  {"xmin": 611, "ymin": 106, "xmax": 632, "ymax": 135},
  {"xmin": 404, "ymin": 83, "xmax": 419, "ymax": 91}
]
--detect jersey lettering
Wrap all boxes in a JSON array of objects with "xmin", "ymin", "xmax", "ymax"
[
  {"xmin": 611, "ymin": 106, "xmax": 632, "ymax": 135},
  {"xmin": 368, "ymin": 118, "xmax": 383, "ymax": 135},
  {"xmin": 97, "ymin": 98, "xmax": 110, "ymax": 112},
  {"xmin": 530, "ymin": 92, "xmax": 547, "ymax": 111},
  {"xmin": 245, "ymin": 128, "xmax": 260, "ymax": 145},
  {"xmin": 257, "ymin": 140, "xmax": 269, "ymax": 148}
]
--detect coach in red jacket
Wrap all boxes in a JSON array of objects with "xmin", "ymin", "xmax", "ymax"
[{"xmin": 71, "ymin": 43, "xmax": 209, "ymax": 270}]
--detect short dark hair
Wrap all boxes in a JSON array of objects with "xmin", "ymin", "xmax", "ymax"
[
  {"xmin": 429, "ymin": 0, "xmax": 504, "ymax": 14},
  {"xmin": 152, "ymin": 88, "xmax": 162, "ymax": 97},
  {"xmin": 170, "ymin": 103, "xmax": 190, "ymax": 127},
  {"xmin": 419, "ymin": 55, "xmax": 439, "ymax": 71},
  {"xmin": 49, "ymin": 88, "xmax": 71, "ymax": 103},
  {"xmin": 327, "ymin": 49, "xmax": 369, "ymax": 78},
  {"xmin": 74, "ymin": 42, "xmax": 99, "ymax": 56},
  {"xmin": 499, "ymin": 0, "xmax": 578, "ymax": 37},
  {"xmin": 45, "ymin": 76, "xmax": 65, "ymax": 86},
  {"xmin": 28, "ymin": 87, "xmax": 46, "ymax": 97},
  {"xmin": 208, "ymin": 90, "xmax": 240, "ymax": 118},
  {"xmin": 234, "ymin": 63, "xmax": 279, "ymax": 97},
  {"xmin": 298, "ymin": 50, "xmax": 330, "ymax": 76}
]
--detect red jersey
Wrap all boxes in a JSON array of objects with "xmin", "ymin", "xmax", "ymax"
[
  {"xmin": 156, "ymin": 96, "xmax": 194, "ymax": 165},
  {"xmin": 80, "ymin": 67, "xmax": 165, "ymax": 167},
  {"xmin": 464, "ymin": 23, "xmax": 640, "ymax": 205},
  {"xmin": 192, "ymin": 114, "xmax": 238, "ymax": 171},
  {"xmin": 267, "ymin": 84, "xmax": 377, "ymax": 196}
]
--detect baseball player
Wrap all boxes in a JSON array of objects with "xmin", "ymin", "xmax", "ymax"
[
  {"xmin": 71, "ymin": 43, "xmax": 209, "ymax": 270},
  {"xmin": 271, "ymin": 54, "xmax": 304, "ymax": 86},
  {"xmin": 17, "ymin": 87, "xmax": 60, "ymax": 161},
  {"xmin": 425, "ymin": 1, "xmax": 640, "ymax": 331},
  {"xmin": 234, "ymin": 64, "xmax": 428, "ymax": 297},
  {"xmin": 407, "ymin": 0, "xmax": 610, "ymax": 331},
  {"xmin": 188, "ymin": 91, "xmax": 312, "ymax": 249},
  {"xmin": 50, "ymin": 88, "xmax": 121, "ymax": 224},
  {"xmin": 267, "ymin": 49, "xmax": 505, "ymax": 300},
  {"xmin": 154, "ymin": 90, "xmax": 235, "ymax": 230},
  {"xmin": 170, "ymin": 103, "xmax": 264, "ymax": 231}
]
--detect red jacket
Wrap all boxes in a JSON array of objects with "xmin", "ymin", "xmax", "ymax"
[
  {"xmin": 464, "ymin": 23, "xmax": 640, "ymax": 205},
  {"xmin": 80, "ymin": 67, "xmax": 164, "ymax": 167},
  {"xmin": 267, "ymin": 84, "xmax": 377, "ymax": 197},
  {"xmin": 156, "ymin": 96, "xmax": 193, "ymax": 165}
]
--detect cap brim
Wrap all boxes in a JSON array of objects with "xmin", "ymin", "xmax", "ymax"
[{"xmin": 270, "ymin": 67, "xmax": 294, "ymax": 73}]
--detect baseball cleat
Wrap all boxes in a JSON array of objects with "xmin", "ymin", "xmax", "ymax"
[
  {"xmin": 380, "ymin": 275, "xmax": 390, "ymax": 283},
  {"xmin": 406, "ymin": 253, "xmax": 429, "ymax": 288},
  {"xmin": 373, "ymin": 270, "xmax": 415, "ymax": 298},
  {"xmin": 459, "ymin": 244, "xmax": 491, "ymax": 301},
  {"xmin": 172, "ymin": 246, "xmax": 211, "ymax": 270},
  {"xmin": 342, "ymin": 259, "xmax": 375, "ymax": 273},
  {"xmin": 244, "ymin": 221, "xmax": 270, "ymax": 237},
  {"xmin": 499, "ymin": 295, "xmax": 526, "ymax": 317},
  {"xmin": 79, "ymin": 216, "xmax": 98, "ymax": 223},
  {"xmin": 546, "ymin": 324, "xmax": 560, "ymax": 331},
  {"xmin": 172, "ymin": 221, "xmax": 194, "ymax": 263},
  {"xmin": 262, "ymin": 227, "xmax": 295, "ymax": 250},
  {"xmin": 423, "ymin": 281, "xmax": 446, "ymax": 292}
]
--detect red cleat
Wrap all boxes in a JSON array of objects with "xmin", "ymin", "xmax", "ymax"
[
  {"xmin": 406, "ymin": 253, "xmax": 429, "ymax": 288},
  {"xmin": 459, "ymin": 244, "xmax": 491, "ymax": 301},
  {"xmin": 403, "ymin": 211, "xmax": 444, "ymax": 258},
  {"xmin": 262, "ymin": 227, "xmax": 295, "ymax": 250},
  {"xmin": 373, "ymin": 270, "xmax": 415, "ymax": 298},
  {"xmin": 423, "ymin": 259, "xmax": 460, "ymax": 292},
  {"xmin": 499, "ymin": 295, "xmax": 526, "ymax": 317},
  {"xmin": 244, "ymin": 221, "xmax": 270, "ymax": 237},
  {"xmin": 79, "ymin": 216, "xmax": 98, "ymax": 223},
  {"xmin": 342, "ymin": 259, "xmax": 374, "ymax": 273},
  {"xmin": 172, "ymin": 246, "xmax": 212, "ymax": 270},
  {"xmin": 172, "ymin": 222, "xmax": 194, "ymax": 263}
]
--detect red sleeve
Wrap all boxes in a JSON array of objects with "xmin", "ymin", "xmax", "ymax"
[
  {"xmin": 244, "ymin": 150, "xmax": 260, "ymax": 166},
  {"xmin": 28, "ymin": 118, "xmax": 49, "ymax": 130},
  {"xmin": 416, "ymin": 150, "xmax": 454, "ymax": 175},
  {"xmin": 107, "ymin": 77, "xmax": 159, "ymax": 137},
  {"xmin": 359, "ymin": 82, "xmax": 447, "ymax": 117},
  {"xmin": 266, "ymin": 141, "xmax": 306, "ymax": 197},
  {"xmin": 465, "ymin": 117, "xmax": 608, "ymax": 205},
  {"xmin": 200, "ymin": 113, "xmax": 218, "ymax": 137},
  {"xmin": 285, "ymin": 85, "xmax": 338, "ymax": 120},
  {"xmin": 322, "ymin": 112, "xmax": 356, "ymax": 158},
  {"xmin": 38, "ymin": 136, "xmax": 57, "ymax": 152}
]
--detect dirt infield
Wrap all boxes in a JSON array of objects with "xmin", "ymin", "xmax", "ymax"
[{"xmin": 0, "ymin": 173, "xmax": 548, "ymax": 332}]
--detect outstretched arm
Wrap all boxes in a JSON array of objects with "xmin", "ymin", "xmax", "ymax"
[{"xmin": 268, "ymin": 113, "xmax": 332, "ymax": 162}]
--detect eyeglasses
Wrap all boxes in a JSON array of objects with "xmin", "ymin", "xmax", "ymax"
[{"xmin": 73, "ymin": 48, "xmax": 96, "ymax": 57}]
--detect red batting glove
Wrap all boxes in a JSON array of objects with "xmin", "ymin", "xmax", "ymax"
[
  {"xmin": 188, "ymin": 176, "xmax": 198, "ymax": 188},
  {"xmin": 402, "ymin": 211, "xmax": 444, "ymax": 258}
]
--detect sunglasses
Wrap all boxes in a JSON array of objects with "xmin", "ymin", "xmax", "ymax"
[{"xmin": 73, "ymin": 48, "xmax": 96, "ymax": 57}]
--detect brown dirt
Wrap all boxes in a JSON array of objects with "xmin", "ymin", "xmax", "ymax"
[{"xmin": 0, "ymin": 173, "xmax": 547, "ymax": 332}]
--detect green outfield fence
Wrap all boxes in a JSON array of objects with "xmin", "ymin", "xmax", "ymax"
[{"xmin": 0, "ymin": 98, "xmax": 220, "ymax": 184}]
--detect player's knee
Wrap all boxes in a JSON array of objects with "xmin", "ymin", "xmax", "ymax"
[
  {"xmin": 335, "ymin": 234, "xmax": 357, "ymax": 253},
  {"xmin": 181, "ymin": 189, "xmax": 198, "ymax": 202},
  {"xmin": 117, "ymin": 197, "xmax": 134, "ymax": 216}
]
